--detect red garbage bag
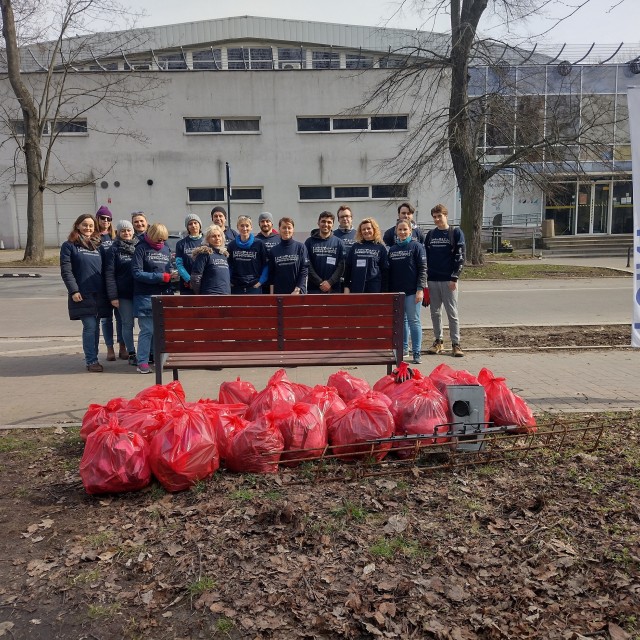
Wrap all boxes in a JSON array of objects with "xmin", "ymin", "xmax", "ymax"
[
  {"xmin": 270, "ymin": 401, "xmax": 327, "ymax": 466},
  {"xmin": 135, "ymin": 380, "xmax": 186, "ymax": 410},
  {"xmin": 80, "ymin": 397, "xmax": 128, "ymax": 441},
  {"xmin": 478, "ymin": 368, "xmax": 537, "ymax": 433},
  {"xmin": 149, "ymin": 408, "xmax": 219, "ymax": 492},
  {"xmin": 391, "ymin": 387, "xmax": 451, "ymax": 458},
  {"xmin": 373, "ymin": 366, "xmax": 428, "ymax": 400},
  {"xmin": 327, "ymin": 370, "xmax": 371, "ymax": 403},
  {"xmin": 80, "ymin": 416, "xmax": 151, "ymax": 494},
  {"xmin": 218, "ymin": 377, "xmax": 257, "ymax": 405},
  {"xmin": 115, "ymin": 399, "xmax": 167, "ymax": 442},
  {"xmin": 301, "ymin": 385, "xmax": 347, "ymax": 423},
  {"xmin": 245, "ymin": 369, "xmax": 297, "ymax": 420},
  {"xmin": 327, "ymin": 393, "xmax": 394, "ymax": 462},
  {"xmin": 290, "ymin": 380, "xmax": 314, "ymax": 402},
  {"xmin": 225, "ymin": 416, "xmax": 284, "ymax": 474},
  {"xmin": 384, "ymin": 373, "xmax": 437, "ymax": 405},
  {"xmin": 210, "ymin": 408, "xmax": 250, "ymax": 461}
]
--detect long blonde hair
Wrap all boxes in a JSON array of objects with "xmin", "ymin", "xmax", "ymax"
[{"xmin": 355, "ymin": 217, "xmax": 382, "ymax": 244}]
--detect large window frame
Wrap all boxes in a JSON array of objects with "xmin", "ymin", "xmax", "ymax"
[
  {"xmin": 184, "ymin": 117, "xmax": 261, "ymax": 135},
  {"xmin": 297, "ymin": 115, "xmax": 408, "ymax": 133},
  {"xmin": 298, "ymin": 184, "xmax": 409, "ymax": 201},
  {"xmin": 187, "ymin": 186, "xmax": 264, "ymax": 204}
]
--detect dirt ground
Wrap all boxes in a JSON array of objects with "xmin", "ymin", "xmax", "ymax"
[
  {"xmin": 459, "ymin": 324, "xmax": 631, "ymax": 350},
  {"xmin": 1, "ymin": 412, "xmax": 639, "ymax": 640}
]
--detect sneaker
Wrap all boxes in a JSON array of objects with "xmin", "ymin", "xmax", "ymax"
[
  {"xmin": 452, "ymin": 344, "xmax": 464, "ymax": 357},
  {"xmin": 86, "ymin": 362, "xmax": 103, "ymax": 373},
  {"xmin": 426, "ymin": 340, "xmax": 444, "ymax": 355},
  {"xmin": 137, "ymin": 364, "xmax": 151, "ymax": 374},
  {"xmin": 128, "ymin": 352, "xmax": 137, "ymax": 366},
  {"xmin": 412, "ymin": 353, "xmax": 422, "ymax": 365},
  {"xmin": 118, "ymin": 344, "xmax": 128, "ymax": 360},
  {"xmin": 403, "ymin": 348, "xmax": 409, "ymax": 357},
  {"xmin": 106, "ymin": 346, "xmax": 116, "ymax": 362}
]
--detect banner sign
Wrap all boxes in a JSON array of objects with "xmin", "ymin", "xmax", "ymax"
[{"xmin": 628, "ymin": 86, "xmax": 640, "ymax": 348}]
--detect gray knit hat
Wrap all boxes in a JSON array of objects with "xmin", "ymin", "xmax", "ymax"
[
  {"xmin": 185, "ymin": 213, "xmax": 202, "ymax": 229},
  {"xmin": 258, "ymin": 212, "xmax": 273, "ymax": 223},
  {"xmin": 116, "ymin": 219, "xmax": 134, "ymax": 233}
]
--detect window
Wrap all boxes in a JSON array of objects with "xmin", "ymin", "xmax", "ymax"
[
  {"xmin": 297, "ymin": 115, "xmax": 407, "ymax": 133},
  {"xmin": 299, "ymin": 184, "xmax": 408, "ymax": 201},
  {"xmin": 333, "ymin": 117, "xmax": 368, "ymax": 130},
  {"xmin": 193, "ymin": 49, "xmax": 222, "ymax": 70},
  {"xmin": 88, "ymin": 62, "xmax": 118, "ymax": 71},
  {"xmin": 378, "ymin": 56, "xmax": 406, "ymax": 69},
  {"xmin": 157, "ymin": 53, "xmax": 187, "ymax": 70},
  {"xmin": 53, "ymin": 119, "xmax": 88, "ymax": 134},
  {"xmin": 346, "ymin": 54, "xmax": 373, "ymax": 69},
  {"xmin": 188, "ymin": 187, "xmax": 263, "ymax": 203},
  {"xmin": 184, "ymin": 117, "xmax": 259, "ymax": 134},
  {"xmin": 312, "ymin": 51, "xmax": 339, "ymax": 69},
  {"xmin": 9, "ymin": 119, "xmax": 88, "ymax": 136},
  {"xmin": 227, "ymin": 47, "xmax": 273, "ymax": 70},
  {"xmin": 278, "ymin": 47, "xmax": 305, "ymax": 69}
]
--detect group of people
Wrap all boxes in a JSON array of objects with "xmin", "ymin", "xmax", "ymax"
[{"xmin": 60, "ymin": 201, "xmax": 464, "ymax": 373}]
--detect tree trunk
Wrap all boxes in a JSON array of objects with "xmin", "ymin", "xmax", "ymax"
[{"xmin": 458, "ymin": 174, "xmax": 484, "ymax": 265}]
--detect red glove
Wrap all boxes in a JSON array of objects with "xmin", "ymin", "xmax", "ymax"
[
  {"xmin": 162, "ymin": 272, "xmax": 171, "ymax": 283},
  {"xmin": 421, "ymin": 287, "xmax": 430, "ymax": 308}
]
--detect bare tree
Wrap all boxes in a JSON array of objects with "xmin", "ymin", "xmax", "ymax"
[
  {"xmin": 0, "ymin": 0, "xmax": 162, "ymax": 262},
  {"xmin": 362, "ymin": 0, "xmax": 629, "ymax": 264}
]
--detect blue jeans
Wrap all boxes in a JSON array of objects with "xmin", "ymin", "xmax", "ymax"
[
  {"xmin": 118, "ymin": 298, "xmax": 135, "ymax": 354},
  {"xmin": 101, "ymin": 307, "xmax": 123, "ymax": 347},
  {"xmin": 403, "ymin": 293, "xmax": 422, "ymax": 356},
  {"xmin": 81, "ymin": 315, "xmax": 100, "ymax": 365},
  {"xmin": 137, "ymin": 316, "xmax": 154, "ymax": 367}
]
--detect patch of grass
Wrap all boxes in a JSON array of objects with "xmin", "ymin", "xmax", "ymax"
[
  {"xmin": 475, "ymin": 464, "xmax": 501, "ymax": 477},
  {"xmin": 72, "ymin": 568, "xmax": 101, "ymax": 585},
  {"xmin": 463, "ymin": 263, "xmax": 626, "ymax": 280},
  {"xmin": 332, "ymin": 499, "xmax": 368, "ymax": 522},
  {"xmin": 84, "ymin": 531, "xmax": 112, "ymax": 549},
  {"xmin": 190, "ymin": 479, "xmax": 208, "ymax": 495},
  {"xmin": 264, "ymin": 490, "xmax": 283, "ymax": 501},
  {"xmin": 148, "ymin": 483, "xmax": 165, "ymax": 501},
  {"xmin": 0, "ymin": 436, "xmax": 37, "ymax": 454},
  {"xmin": 215, "ymin": 616, "xmax": 235, "ymax": 634},
  {"xmin": 370, "ymin": 536, "xmax": 428, "ymax": 559},
  {"xmin": 87, "ymin": 603, "xmax": 120, "ymax": 619},
  {"xmin": 229, "ymin": 488, "xmax": 254, "ymax": 501},
  {"xmin": 187, "ymin": 576, "xmax": 216, "ymax": 595}
]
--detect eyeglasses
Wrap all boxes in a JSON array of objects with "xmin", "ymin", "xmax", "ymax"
[{"xmin": 98, "ymin": 216, "xmax": 111, "ymax": 221}]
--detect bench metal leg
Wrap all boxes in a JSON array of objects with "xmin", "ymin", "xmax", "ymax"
[{"xmin": 173, "ymin": 368, "xmax": 179, "ymax": 381}]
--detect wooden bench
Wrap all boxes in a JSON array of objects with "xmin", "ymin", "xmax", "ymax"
[{"xmin": 151, "ymin": 293, "xmax": 405, "ymax": 385}]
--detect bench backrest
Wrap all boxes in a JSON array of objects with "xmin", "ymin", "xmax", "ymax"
[{"xmin": 152, "ymin": 293, "xmax": 405, "ymax": 355}]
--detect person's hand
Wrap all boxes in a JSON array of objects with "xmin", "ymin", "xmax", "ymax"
[
  {"xmin": 253, "ymin": 283, "xmax": 261, "ymax": 289},
  {"xmin": 111, "ymin": 299, "xmax": 119, "ymax": 308},
  {"xmin": 292, "ymin": 287, "xmax": 301, "ymax": 295},
  {"xmin": 184, "ymin": 281, "xmax": 191, "ymax": 289},
  {"xmin": 415, "ymin": 289, "xmax": 424, "ymax": 302},
  {"xmin": 449, "ymin": 280, "xmax": 458, "ymax": 291},
  {"xmin": 72, "ymin": 292, "xmax": 83, "ymax": 302},
  {"xmin": 319, "ymin": 281, "xmax": 331, "ymax": 293},
  {"xmin": 162, "ymin": 272, "xmax": 171, "ymax": 283}
]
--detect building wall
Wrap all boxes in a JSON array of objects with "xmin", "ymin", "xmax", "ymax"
[{"xmin": 0, "ymin": 68, "xmax": 456, "ymax": 248}]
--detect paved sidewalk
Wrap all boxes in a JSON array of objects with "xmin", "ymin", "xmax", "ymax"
[{"xmin": 1, "ymin": 346, "xmax": 637, "ymax": 427}]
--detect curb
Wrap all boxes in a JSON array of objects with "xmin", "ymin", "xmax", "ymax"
[{"xmin": 0, "ymin": 272, "xmax": 41, "ymax": 278}]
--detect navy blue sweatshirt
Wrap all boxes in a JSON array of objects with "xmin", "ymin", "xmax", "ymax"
[
  {"xmin": 388, "ymin": 240, "xmax": 427, "ymax": 295},
  {"xmin": 268, "ymin": 238, "xmax": 309, "ymax": 294},
  {"xmin": 190, "ymin": 246, "xmax": 231, "ymax": 295},
  {"xmin": 333, "ymin": 228, "xmax": 357, "ymax": 250},
  {"xmin": 132, "ymin": 239, "xmax": 173, "ymax": 296},
  {"xmin": 104, "ymin": 238, "xmax": 136, "ymax": 301},
  {"xmin": 255, "ymin": 230, "xmax": 281, "ymax": 253},
  {"xmin": 424, "ymin": 227, "xmax": 465, "ymax": 281},
  {"xmin": 343, "ymin": 241, "xmax": 389, "ymax": 293},
  {"xmin": 60, "ymin": 240, "xmax": 104, "ymax": 296},
  {"xmin": 304, "ymin": 230, "xmax": 345, "ymax": 292},
  {"xmin": 227, "ymin": 234, "xmax": 269, "ymax": 288},
  {"xmin": 223, "ymin": 227, "xmax": 238, "ymax": 247},
  {"xmin": 175, "ymin": 235, "xmax": 204, "ymax": 293}
]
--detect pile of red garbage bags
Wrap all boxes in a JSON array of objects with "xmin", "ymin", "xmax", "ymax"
[{"xmin": 79, "ymin": 364, "xmax": 536, "ymax": 495}]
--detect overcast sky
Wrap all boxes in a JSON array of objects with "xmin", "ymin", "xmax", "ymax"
[{"xmin": 125, "ymin": 0, "xmax": 639, "ymax": 47}]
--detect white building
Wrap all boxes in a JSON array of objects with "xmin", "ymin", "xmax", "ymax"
[{"xmin": 0, "ymin": 15, "xmax": 637, "ymax": 247}]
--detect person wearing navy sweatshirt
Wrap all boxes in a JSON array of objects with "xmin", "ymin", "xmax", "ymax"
[
  {"xmin": 343, "ymin": 218, "xmax": 388, "ymax": 294},
  {"xmin": 60, "ymin": 214, "xmax": 110, "ymax": 372},
  {"xmin": 175, "ymin": 213, "xmax": 204, "ymax": 294},
  {"xmin": 333, "ymin": 205, "xmax": 357, "ymax": 250},
  {"xmin": 383, "ymin": 201, "xmax": 426, "ymax": 247},
  {"xmin": 132, "ymin": 223, "xmax": 174, "ymax": 374},
  {"xmin": 105, "ymin": 220, "xmax": 138, "ymax": 366},
  {"xmin": 255, "ymin": 212, "xmax": 281, "ymax": 294},
  {"xmin": 388, "ymin": 220, "xmax": 428, "ymax": 364},
  {"xmin": 227, "ymin": 216, "xmax": 268, "ymax": 294},
  {"xmin": 305, "ymin": 211, "xmax": 345, "ymax": 293},
  {"xmin": 96, "ymin": 205, "xmax": 125, "ymax": 361},
  {"xmin": 424, "ymin": 203, "xmax": 466, "ymax": 358},
  {"xmin": 190, "ymin": 225, "xmax": 232, "ymax": 295},
  {"xmin": 210, "ymin": 206, "xmax": 238, "ymax": 246},
  {"xmin": 268, "ymin": 217, "xmax": 309, "ymax": 295}
]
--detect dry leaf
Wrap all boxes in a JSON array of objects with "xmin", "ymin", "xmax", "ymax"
[{"xmin": 363, "ymin": 563, "xmax": 376, "ymax": 576}]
